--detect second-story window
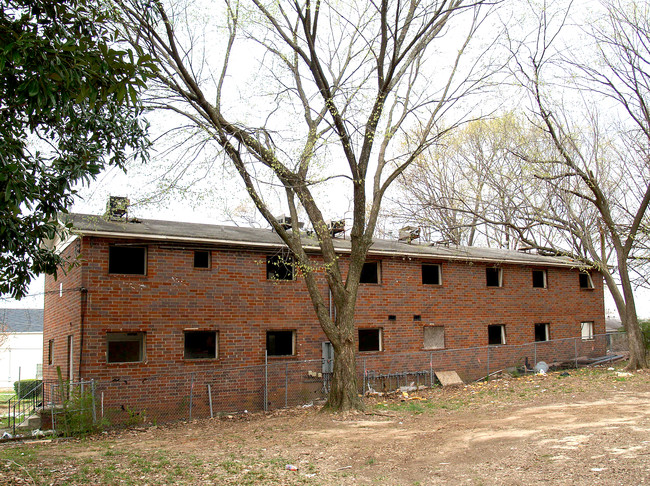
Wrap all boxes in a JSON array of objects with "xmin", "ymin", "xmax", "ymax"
[
  {"xmin": 486, "ymin": 267, "xmax": 503, "ymax": 287},
  {"xmin": 266, "ymin": 255, "xmax": 294, "ymax": 280},
  {"xmin": 422, "ymin": 264, "xmax": 442, "ymax": 285},
  {"xmin": 360, "ymin": 261, "xmax": 380, "ymax": 284},
  {"xmin": 108, "ymin": 246, "xmax": 146, "ymax": 275},
  {"xmin": 579, "ymin": 272, "xmax": 594, "ymax": 289},
  {"xmin": 532, "ymin": 269, "xmax": 547, "ymax": 288},
  {"xmin": 193, "ymin": 250, "xmax": 210, "ymax": 269}
]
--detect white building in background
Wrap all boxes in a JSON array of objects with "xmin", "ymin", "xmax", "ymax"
[{"xmin": 0, "ymin": 309, "xmax": 43, "ymax": 389}]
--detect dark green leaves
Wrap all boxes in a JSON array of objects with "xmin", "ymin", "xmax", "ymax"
[{"xmin": 0, "ymin": 0, "xmax": 155, "ymax": 298}]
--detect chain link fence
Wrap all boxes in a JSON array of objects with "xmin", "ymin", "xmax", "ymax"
[
  {"xmin": 90, "ymin": 332, "xmax": 627, "ymax": 427},
  {"xmin": 3, "ymin": 332, "xmax": 628, "ymax": 434}
]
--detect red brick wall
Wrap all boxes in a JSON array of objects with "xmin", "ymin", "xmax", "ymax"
[{"xmin": 44, "ymin": 235, "xmax": 605, "ymax": 415}]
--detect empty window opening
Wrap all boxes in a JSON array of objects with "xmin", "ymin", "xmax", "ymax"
[
  {"xmin": 388, "ymin": 315, "xmax": 396, "ymax": 321},
  {"xmin": 107, "ymin": 332, "xmax": 145, "ymax": 363},
  {"xmin": 266, "ymin": 255, "xmax": 294, "ymax": 280},
  {"xmin": 266, "ymin": 330, "xmax": 295, "ymax": 356},
  {"xmin": 535, "ymin": 323, "xmax": 550, "ymax": 342},
  {"xmin": 109, "ymin": 246, "xmax": 146, "ymax": 275},
  {"xmin": 184, "ymin": 330, "xmax": 217, "ymax": 359},
  {"xmin": 581, "ymin": 321, "xmax": 594, "ymax": 340},
  {"xmin": 360, "ymin": 261, "xmax": 380, "ymax": 284},
  {"xmin": 422, "ymin": 264, "xmax": 442, "ymax": 285},
  {"xmin": 532, "ymin": 270, "xmax": 547, "ymax": 288},
  {"xmin": 486, "ymin": 267, "xmax": 503, "ymax": 287},
  {"xmin": 423, "ymin": 326, "xmax": 445, "ymax": 349},
  {"xmin": 194, "ymin": 250, "xmax": 210, "ymax": 269},
  {"xmin": 48, "ymin": 339, "xmax": 53, "ymax": 365},
  {"xmin": 413, "ymin": 315, "xmax": 422, "ymax": 321},
  {"xmin": 579, "ymin": 272, "xmax": 594, "ymax": 289},
  {"xmin": 488, "ymin": 324, "xmax": 506, "ymax": 345},
  {"xmin": 359, "ymin": 328, "xmax": 382, "ymax": 352}
]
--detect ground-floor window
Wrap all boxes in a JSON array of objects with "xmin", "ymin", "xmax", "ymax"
[
  {"xmin": 423, "ymin": 326, "xmax": 445, "ymax": 349},
  {"xmin": 488, "ymin": 324, "xmax": 506, "ymax": 345},
  {"xmin": 358, "ymin": 328, "xmax": 383, "ymax": 352},
  {"xmin": 534, "ymin": 323, "xmax": 550, "ymax": 342},
  {"xmin": 581, "ymin": 321, "xmax": 594, "ymax": 340},
  {"xmin": 184, "ymin": 330, "xmax": 218, "ymax": 359},
  {"xmin": 107, "ymin": 332, "xmax": 145, "ymax": 363},
  {"xmin": 266, "ymin": 330, "xmax": 296, "ymax": 356}
]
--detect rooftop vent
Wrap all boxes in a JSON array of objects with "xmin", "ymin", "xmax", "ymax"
[
  {"xmin": 106, "ymin": 196, "xmax": 129, "ymax": 220},
  {"xmin": 327, "ymin": 219, "xmax": 345, "ymax": 238},
  {"xmin": 398, "ymin": 226, "xmax": 420, "ymax": 244},
  {"xmin": 276, "ymin": 214, "xmax": 304, "ymax": 231}
]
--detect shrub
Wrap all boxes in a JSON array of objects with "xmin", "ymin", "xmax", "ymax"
[
  {"xmin": 639, "ymin": 319, "xmax": 650, "ymax": 350},
  {"xmin": 13, "ymin": 379, "xmax": 42, "ymax": 400}
]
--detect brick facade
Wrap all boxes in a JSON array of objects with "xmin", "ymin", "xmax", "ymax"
[{"xmin": 43, "ymin": 217, "xmax": 605, "ymax": 417}]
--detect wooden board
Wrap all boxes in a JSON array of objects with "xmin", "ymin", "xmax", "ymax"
[{"xmin": 435, "ymin": 370, "xmax": 464, "ymax": 386}]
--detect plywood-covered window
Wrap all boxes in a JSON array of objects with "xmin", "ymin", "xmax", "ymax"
[{"xmin": 423, "ymin": 326, "xmax": 445, "ymax": 349}]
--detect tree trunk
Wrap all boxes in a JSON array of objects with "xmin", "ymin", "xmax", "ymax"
[{"xmin": 322, "ymin": 312, "xmax": 363, "ymax": 412}]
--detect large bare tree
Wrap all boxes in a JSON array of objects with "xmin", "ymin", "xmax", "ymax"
[
  {"xmin": 395, "ymin": 0, "xmax": 650, "ymax": 369},
  {"xmin": 113, "ymin": 0, "xmax": 493, "ymax": 410}
]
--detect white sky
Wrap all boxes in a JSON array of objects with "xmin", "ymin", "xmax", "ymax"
[{"xmin": 2, "ymin": 0, "xmax": 649, "ymax": 321}]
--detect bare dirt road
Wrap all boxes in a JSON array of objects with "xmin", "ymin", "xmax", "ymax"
[{"xmin": 2, "ymin": 366, "xmax": 650, "ymax": 485}]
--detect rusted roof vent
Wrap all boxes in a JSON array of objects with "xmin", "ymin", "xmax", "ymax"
[
  {"xmin": 106, "ymin": 196, "xmax": 130, "ymax": 220},
  {"xmin": 398, "ymin": 226, "xmax": 420, "ymax": 244},
  {"xmin": 276, "ymin": 214, "xmax": 304, "ymax": 231},
  {"xmin": 327, "ymin": 219, "xmax": 345, "ymax": 238}
]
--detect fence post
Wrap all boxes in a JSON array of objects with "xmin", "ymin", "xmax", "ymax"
[
  {"xmin": 189, "ymin": 373, "xmax": 194, "ymax": 421},
  {"xmin": 91, "ymin": 380, "xmax": 96, "ymax": 424},
  {"xmin": 363, "ymin": 358, "xmax": 367, "ymax": 394},
  {"xmin": 486, "ymin": 346, "xmax": 490, "ymax": 381},
  {"xmin": 574, "ymin": 338, "xmax": 578, "ymax": 369},
  {"xmin": 285, "ymin": 363, "xmax": 288, "ymax": 408},
  {"xmin": 534, "ymin": 342, "xmax": 537, "ymax": 366},
  {"xmin": 208, "ymin": 384, "xmax": 213, "ymax": 419},
  {"xmin": 264, "ymin": 351, "xmax": 268, "ymax": 412},
  {"xmin": 430, "ymin": 353, "xmax": 433, "ymax": 387}
]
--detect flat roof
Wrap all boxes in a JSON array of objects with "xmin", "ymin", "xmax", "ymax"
[{"xmin": 60, "ymin": 213, "xmax": 582, "ymax": 268}]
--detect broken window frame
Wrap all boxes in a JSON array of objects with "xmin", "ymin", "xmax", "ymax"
[
  {"xmin": 486, "ymin": 267, "xmax": 503, "ymax": 287},
  {"xmin": 106, "ymin": 332, "xmax": 145, "ymax": 363},
  {"xmin": 266, "ymin": 254, "xmax": 295, "ymax": 281},
  {"xmin": 266, "ymin": 330, "xmax": 296, "ymax": 356},
  {"xmin": 193, "ymin": 250, "xmax": 211, "ymax": 269},
  {"xmin": 487, "ymin": 324, "xmax": 506, "ymax": 345},
  {"xmin": 108, "ymin": 245, "xmax": 147, "ymax": 275},
  {"xmin": 581, "ymin": 321, "xmax": 594, "ymax": 340},
  {"xmin": 534, "ymin": 323, "xmax": 550, "ymax": 342},
  {"xmin": 579, "ymin": 272, "xmax": 594, "ymax": 289},
  {"xmin": 358, "ymin": 328, "xmax": 383, "ymax": 352},
  {"xmin": 423, "ymin": 326, "xmax": 445, "ymax": 350},
  {"xmin": 360, "ymin": 261, "xmax": 380, "ymax": 284},
  {"xmin": 183, "ymin": 330, "xmax": 218, "ymax": 360},
  {"xmin": 532, "ymin": 269, "xmax": 547, "ymax": 289},
  {"xmin": 422, "ymin": 263, "xmax": 442, "ymax": 285}
]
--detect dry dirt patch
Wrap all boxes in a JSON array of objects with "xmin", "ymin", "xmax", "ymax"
[{"xmin": 2, "ymin": 367, "xmax": 650, "ymax": 485}]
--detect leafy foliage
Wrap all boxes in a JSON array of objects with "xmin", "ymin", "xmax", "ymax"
[
  {"xmin": 13, "ymin": 378, "xmax": 42, "ymax": 399},
  {"xmin": 0, "ymin": 0, "xmax": 153, "ymax": 298}
]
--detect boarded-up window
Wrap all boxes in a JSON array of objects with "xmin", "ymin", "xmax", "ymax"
[
  {"xmin": 581, "ymin": 321, "xmax": 594, "ymax": 340},
  {"xmin": 184, "ymin": 330, "xmax": 218, "ymax": 359},
  {"xmin": 423, "ymin": 326, "xmax": 445, "ymax": 349},
  {"xmin": 107, "ymin": 332, "xmax": 145, "ymax": 363}
]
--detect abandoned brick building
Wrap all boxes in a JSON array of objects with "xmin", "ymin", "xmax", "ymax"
[{"xmin": 42, "ymin": 208, "xmax": 605, "ymax": 417}]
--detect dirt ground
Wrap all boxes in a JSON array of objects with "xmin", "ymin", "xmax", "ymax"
[{"xmin": 2, "ymin": 365, "xmax": 650, "ymax": 485}]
